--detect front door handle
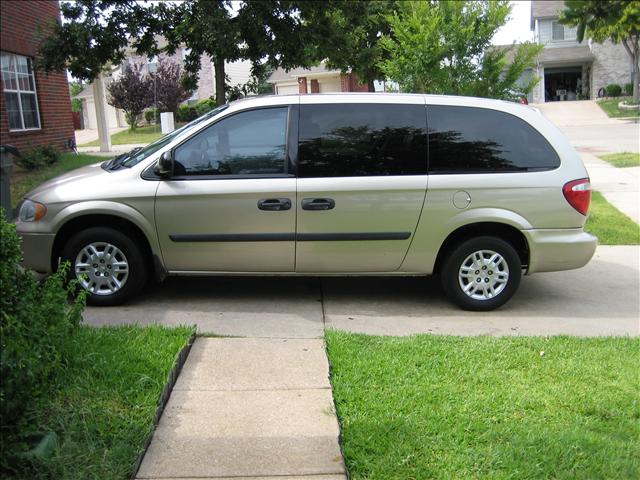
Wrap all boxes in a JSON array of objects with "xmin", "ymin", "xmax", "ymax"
[
  {"xmin": 258, "ymin": 198, "xmax": 291, "ymax": 211},
  {"xmin": 301, "ymin": 198, "xmax": 335, "ymax": 211}
]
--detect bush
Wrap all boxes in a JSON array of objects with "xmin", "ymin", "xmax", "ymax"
[
  {"xmin": 195, "ymin": 98, "xmax": 216, "ymax": 116},
  {"xmin": 605, "ymin": 83, "xmax": 622, "ymax": 97},
  {"xmin": 175, "ymin": 104, "xmax": 198, "ymax": 123},
  {"xmin": 15, "ymin": 145, "xmax": 60, "ymax": 171},
  {"xmin": 623, "ymin": 83, "xmax": 633, "ymax": 96},
  {"xmin": 0, "ymin": 209, "xmax": 85, "ymax": 467},
  {"xmin": 144, "ymin": 108, "xmax": 158, "ymax": 125}
]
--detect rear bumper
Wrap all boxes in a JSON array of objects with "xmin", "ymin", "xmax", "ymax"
[
  {"xmin": 18, "ymin": 232, "xmax": 55, "ymax": 274},
  {"xmin": 523, "ymin": 228, "xmax": 597, "ymax": 274}
]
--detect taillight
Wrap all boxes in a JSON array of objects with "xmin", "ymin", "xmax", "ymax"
[{"xmin": 563, "ymin": 178, "xmax": 591, "ymax": 215}]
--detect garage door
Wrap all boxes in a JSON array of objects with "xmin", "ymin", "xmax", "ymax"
[{"xmin": 277, "ymin": 84, "xmax": 299, "ymax": 95}]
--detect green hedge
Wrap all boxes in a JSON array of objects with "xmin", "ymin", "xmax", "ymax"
[
  {"xmin": 15, "ymin": 146, "xmax": 60, "ymax": 171},
  {"xmin": 605, "ymin": 84, "xmax": 622, "ymax": 97},
  {"xmin": 0, "ymin": 209, "xmax": 85, "ymax": 471}
]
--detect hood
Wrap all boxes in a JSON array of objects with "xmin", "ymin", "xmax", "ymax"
[{"xmin": 25, "ymin": 161, "xmax": 115, "ymax": 203}]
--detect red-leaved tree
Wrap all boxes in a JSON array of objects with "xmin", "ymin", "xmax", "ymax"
[
  {"xmin": 152, "ymin": 59, "xmax": 193, "ymax": 113},
  {"xmin": 107, "ymin": 63, "xmax": 154, "ymax": 130}
]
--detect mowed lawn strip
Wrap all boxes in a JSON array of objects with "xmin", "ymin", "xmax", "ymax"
[
  {"xmin": 11, "ymin": 153, "xmax": 105, "ymax": 208},
  {"xmin": 79, "ymin": 123, "xmax": 185, "ymax": 147},
  {"xmin": 23, "ymin": 325, "xmax": 194, "ymax": 480},
  {"xmin": 597, "ymin": 98, "xmax": 640, "ymax": 118},
  {"xmin": 585, "ymin": 191, "xmax": 639, "ymax": 245},
  {"xmin": 597, "ymin": 152, "xmax": 640, "ymax": 168},
  {"xmin": 326, "ymin": 331, "xmax": 640, "ymax": 480}
]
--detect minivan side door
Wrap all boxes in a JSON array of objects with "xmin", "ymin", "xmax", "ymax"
[
  {"xmin": 155, "ymin": 105, "xmax": 297, "ymax": 272},
  {"xmin": 295, "ymin": 97, "xmax": 428, "ymax": 272}
]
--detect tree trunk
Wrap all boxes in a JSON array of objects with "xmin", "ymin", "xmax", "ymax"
[
  {"xmin": 622, "ymin": 38, "xmax": 639, "ymax": 102},
  {"xmin": 367, "ymin": 77, "xmax": 376, "ymax": 92},
  {"xmin": 633, "ymin": 48, "xmax": 639, "ymax": 102},
  {"xmin": 214, "ymin": 59, "xmax": 226, "ymax": 106}
]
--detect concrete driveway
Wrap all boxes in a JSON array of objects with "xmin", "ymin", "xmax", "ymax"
[
  {"xmin": 534, "ymin": 100, "xmax": 639, "ymax": 153},
  {"xmin": 84, "ymin": 246, "xmax": 640, "ymax": 337}
]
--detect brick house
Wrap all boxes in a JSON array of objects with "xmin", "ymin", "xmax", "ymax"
[
  {"xmin": 1, "ymin": 0, "xmax": 74, "ymax": 153},
  {"xmin": 268, "ymin": 62, "xmax": 371, "ymax": 94},
  {"xmin": 529, "ymin": 0, "xmax": 633, "ymax": 103}
]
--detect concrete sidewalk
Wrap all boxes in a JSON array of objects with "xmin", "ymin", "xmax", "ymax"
[
  {"xmin": 135, "ymin": 338, "xmax": 346, "ymax": 480},
  {"xmin": 581, "ymin": 151, "xmax": 640, "ymax": 223}
]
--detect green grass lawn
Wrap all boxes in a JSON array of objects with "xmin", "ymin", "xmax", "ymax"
[
  {"xmin": 597, "ymin": 98, "xmax": 640, "ymax": 118},
  {"xmin": 326, "ymin": 331, "xmax": 640, "ymax": 480},
  {"xmin": 585, "ymin": 191, "xmax": 639, "ymax": 245},
  {"xmin": 18, "ymin": 325, "xmax": 193, "ymax": 480},
  {"xmin": 597, "ymin": 152, "xmax": 640, "ymax": 168},
  {"xmin": 80, "ymin": 124, "xmax": 185, "ymax": 147},
  {"xmin": 11, "ymin": 153, "xmax": 105, "ymax": 208}
]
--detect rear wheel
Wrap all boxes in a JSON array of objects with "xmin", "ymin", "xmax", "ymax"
[
  {"xmin": 61, "ymin": 227, "xmax": 147, "ymax": 306},
  {"xmin": 441, "ymin": 236, "xmax": 522, "ymax": 311}
]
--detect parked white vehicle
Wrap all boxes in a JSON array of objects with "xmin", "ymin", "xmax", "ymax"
[{"xmin": 16, "ymin": 93, "xmax": 596, "ymax": 310}]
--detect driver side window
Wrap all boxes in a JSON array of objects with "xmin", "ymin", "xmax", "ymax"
[{"xmin": 173, "ymin": 107, "xmax": 288, "ymax": 176}]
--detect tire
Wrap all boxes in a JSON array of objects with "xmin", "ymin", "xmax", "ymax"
[
  {"xmin": 61, "ymin": 227, "xmax": 148, "ymax": 306},
  {"xmin": 440, "ymin": 236, "xmax": 522, "ymax": 311}
]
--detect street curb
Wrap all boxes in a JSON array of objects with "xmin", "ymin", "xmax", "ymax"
[{"xmin": 130, "ymin": 327, "xmax": 197, "ymax": 480}]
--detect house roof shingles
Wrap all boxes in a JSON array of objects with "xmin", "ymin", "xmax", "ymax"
[{"xmin": 530, "ymin": 0, "xmax": 565, "ymax": 29}]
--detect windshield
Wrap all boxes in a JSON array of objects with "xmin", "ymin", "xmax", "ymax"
[{"xmin": 120, "ymin": 104, "xmax": 229, "ymax": 168}]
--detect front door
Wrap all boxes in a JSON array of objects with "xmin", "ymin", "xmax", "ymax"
[
  {"xmin": 155, "ymin": 106, "xmax": 296, "ymax": 272},
  {"xmin": 295, "ymin": 100, "xmax": 428, "ymax": 272}
]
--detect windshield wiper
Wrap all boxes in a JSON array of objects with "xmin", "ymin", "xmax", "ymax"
[{"xmin": 104, "ymin": 147, "xmax": 142, "ymax": 171}]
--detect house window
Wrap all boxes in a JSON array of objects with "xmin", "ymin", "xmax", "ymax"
[
  {"xmin": 1, "ymin": 52, "xmax": 41, "ymax": 131},
  {"xmin": 552, "ymin": 21, "xmax": 577, "ymax": 42}
]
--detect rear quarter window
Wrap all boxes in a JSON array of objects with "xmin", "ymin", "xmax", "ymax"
[{"xmin": 426, "ymin": 105, "xmax": 560, "ymax": 173}]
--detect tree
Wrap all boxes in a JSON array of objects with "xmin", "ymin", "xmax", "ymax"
[
  {"xmin": 298, "ymin": 1, "xmax": 396, "ymax": 91},
  {"xmin": 106, "ymin": 63, "xmax": 153, "ymax": 130},
  {"xmin": 69, "ymin": 81, "xmax": 84, "ymax": 113},
  {"xmin": 379, "ymin": 1, "xmax": 542, "ymax": 99},
  {"xmin": 152, "ymin": 59, "xmax": 193, "ymax": 113},
  {"xmin": 560, "ymin": 0, "xmax": 640, "ymax": 101},
  {"xmin": 38, "ymin": 1, "xmax": 318, "ymax": 107}
]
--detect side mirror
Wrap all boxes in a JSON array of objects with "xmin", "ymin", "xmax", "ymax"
[{"xmin": 155, "ymin": 151, "xmax": 173, "ymax": 177}]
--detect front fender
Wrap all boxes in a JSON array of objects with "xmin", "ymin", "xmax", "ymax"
[{"xmin": 48, "ymin": 200, "xmax": 161, "ymax": 257}]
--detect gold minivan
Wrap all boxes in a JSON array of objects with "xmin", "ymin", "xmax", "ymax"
[{"xmin": 16, "ymin": 93, "xmax": 597, "ymax": 310}]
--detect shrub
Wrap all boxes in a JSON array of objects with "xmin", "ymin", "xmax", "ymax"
[
  {"xmin": 605, "ymin": 83, "xmax": 622, "ymax": 97},
  {"xmin": 195, "ymin": 98, "xmax": 216, "ymax": 116},
  {"xmin": 144, "ymin": 108, "xmax": 158, "ymax": 125},
  {"xmin": 175, "ymin": 104, "xmax": 198, "ymax": 123},
  {"xmin": 15, "ymin": 145, "xmax": 60, "ymax": 171},
  {"xmin": 623, "ymin": 83, "xmax": 633, "ymax": 96},
  {"xmin": 0, "ymin": 209, "xmax": 85, "ymax": 466}
]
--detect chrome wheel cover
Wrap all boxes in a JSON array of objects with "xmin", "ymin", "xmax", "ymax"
[
  {"xmin": 458, "ymin": 249, "xmax": 509, "ymax": 301},
  {"xmin": 75, "ymin": 242, "xmax": 129, "ymax": 295}
]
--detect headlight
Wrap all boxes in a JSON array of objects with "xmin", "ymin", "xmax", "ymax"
[{"xmin": 18, "ymin": 199, "xmax": 47, "ymax": 222}]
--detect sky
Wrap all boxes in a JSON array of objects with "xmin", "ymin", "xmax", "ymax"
[{"xmin": 492, "ymin": 0, "xmax": 535, "ymax": 45}]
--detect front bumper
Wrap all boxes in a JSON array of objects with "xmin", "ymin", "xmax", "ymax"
[
  {"xmin": 523, "ymin": 228, "xmax": 598, "ymax": 274},
  {"xmin": 18, "ymin": 232, "xmax": 55, "ymax": 274}
]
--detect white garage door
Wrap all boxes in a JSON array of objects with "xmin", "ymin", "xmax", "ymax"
[{"xmin": 277, "ymin": 83, "xmax": 299, "ymax": 95}]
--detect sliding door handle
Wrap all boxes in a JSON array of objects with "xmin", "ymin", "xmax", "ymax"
[
  {"xmin": 302, "ymin": 198, "xmax": 335, "ymax": 211},
  {"xmin": 258, "ymin": 198, "xmax": 291, "ymax": 211}
]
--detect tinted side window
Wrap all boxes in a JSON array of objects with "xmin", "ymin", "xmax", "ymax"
[
  {"xmin": 427, "ymin": 105, "xmax": 560, "ymax": 173},
  {"xmin": 298, "ymin": 104, "xmax": 427, "ymax": 177},
  {"xmin": 174, "ymin": 107, "xmax": 288, "ymax": 176}
]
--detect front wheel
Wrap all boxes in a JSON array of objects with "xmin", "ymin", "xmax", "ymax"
[
  {"xmin": 61, "ymin": 227, "xmax": 148, "ymax": 306},
  {"xmin": 441, "ymin": 236, "xmax": 522, "ymax": 311}
]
